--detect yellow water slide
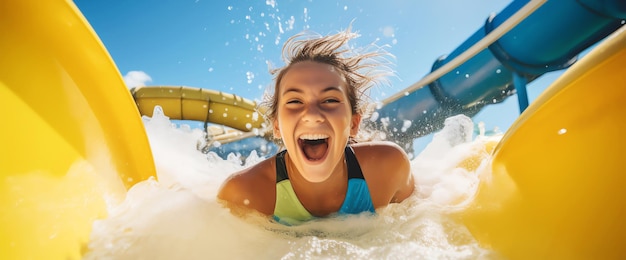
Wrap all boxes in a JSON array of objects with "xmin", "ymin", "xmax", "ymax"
[
  {"xmin": 2, "ymin": 0, "xmax": 626, "ymax": 259},
  {"xmin": 459, "ymin": 27, "xmax": 626, "ymax": 258},
  {"xmin": 0, "ymin": 1, "xmax": 155, "ymax": 259},
  {"xmin": 131, "ymin": 85, "xmax": 267, "ymax": 142}
]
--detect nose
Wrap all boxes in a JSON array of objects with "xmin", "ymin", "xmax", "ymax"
[{"xmin": 302, "ymin": 103, "xmax": 324, "ymax": 123}]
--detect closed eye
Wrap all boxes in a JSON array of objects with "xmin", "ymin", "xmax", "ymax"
[
  {"xmin": 323, "ymin": 98, "xmax": 340, "ymax": 103},
  {"xmin": 286, "ymin": 99, "xmax": 303, "ymax": 104}
]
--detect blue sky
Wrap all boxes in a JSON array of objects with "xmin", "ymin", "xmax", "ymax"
[{"xmin": 74, "ymin": 0, "xmax": 564, "ymax": 151}]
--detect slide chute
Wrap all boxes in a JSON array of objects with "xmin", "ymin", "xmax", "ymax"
[
  {"xmin": 131, "ymin": 86, "xmax": 266, "ymax": 133},
  {"xmin": 1, "ymin": 0, "xmax": 154, "ymax": 259}
]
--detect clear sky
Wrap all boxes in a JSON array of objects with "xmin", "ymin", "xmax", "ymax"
[{"xmin": 74, "ymin": 0, "xmax": 565, "ymax": 152}]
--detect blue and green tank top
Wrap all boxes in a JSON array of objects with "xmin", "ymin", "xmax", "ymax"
[{"xmin": 273, "ymin": 146, "xmax": 375, "ymax": 225}]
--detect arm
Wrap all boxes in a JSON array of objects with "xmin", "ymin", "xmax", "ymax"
[
  {"xmin": 390, "ymin": 151, "xmax": 414, "ymax": 203},
  {"xmin": 353, "ymin": 142, "xmax": 415, "ymax": 205},
  {"xmin": 381, "ymin": 143, "xmax": 414, "ymax": 203},
  {"xmin": 217, "ymin": 174, "xmax": 254, "ymax": 217},
  {"xmin": 217, "ymin": 159, "xmax": 276, "ymax": 216}
]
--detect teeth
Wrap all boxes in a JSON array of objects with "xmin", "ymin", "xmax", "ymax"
[{"xmin": 299, "ymin": 134, "xmax": 329, "ymax": 140}]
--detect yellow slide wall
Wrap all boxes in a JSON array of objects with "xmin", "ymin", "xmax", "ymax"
[
  {"xmin": 1, "ymin": 0, "xmax": 155, "ymax": 259},
  {"xmin": 459, "ymin": 26, "xmax": 626, "ymax": 258}
]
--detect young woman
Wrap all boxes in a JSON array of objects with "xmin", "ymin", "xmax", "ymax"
[{"xmin": 218, "ymin": 28, "xmax": 414, "ymax": 225}]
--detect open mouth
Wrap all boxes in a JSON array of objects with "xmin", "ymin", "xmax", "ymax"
[{"xmin": 298, "ymin": 134, "xmax": 329, "ymax": 161}]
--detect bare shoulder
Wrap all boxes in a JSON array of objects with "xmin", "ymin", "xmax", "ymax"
[
  {"xmin": 217, "ymin": 157, "xmax": 276, "ymax": 216},
  {"xmin": 351, "ymin": 141, "xmax": 409, "ymax": 164},
  {"xmin": 351, "ymin": 141, "xmax": 414, "ymax": 205}
]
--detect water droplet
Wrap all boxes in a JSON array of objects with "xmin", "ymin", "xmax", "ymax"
[
  {"xmin": 369, "ymin": 111, "xmax": 379, "ymax": 122},
  {"xmin": 496, "ymin": 69, "xmax": 501, "ymax": 74},
  {"xmin": 558, "ymin": 128, "xmax": 567, "ymax": 135},
  {"xmin": 464, "ymin": 74, "xmax": 470, "ymax": 78}
]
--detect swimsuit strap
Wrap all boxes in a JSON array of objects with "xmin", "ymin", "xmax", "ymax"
[
  {"xmin": 344, "ymin": 146, "xmax": 365, "ymax": 180},
  {"xmin": 275, "ymin": 150, "xmax": 289, "ymax": 183}
]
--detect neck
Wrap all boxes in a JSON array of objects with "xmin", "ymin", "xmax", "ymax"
[{"xmin": 285, "ymin": 152, "xmax": 347, "ymax": 197}]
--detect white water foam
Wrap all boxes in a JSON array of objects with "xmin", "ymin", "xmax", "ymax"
[{"xmin": 84, "ymin": 110, "xmax": 503, "ymax": 259}]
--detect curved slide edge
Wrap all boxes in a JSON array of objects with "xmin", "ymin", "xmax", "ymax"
[
  {"xmin": 457, "ymin": 26, "xmax": 626, "ymax": 259},
  {"xmin": 0, "ymin": 0, "xmax": 155, "ymax": 259},
  {"xmin": 131, "ymin": 85, "xmax": 267, "ymax": 133}
]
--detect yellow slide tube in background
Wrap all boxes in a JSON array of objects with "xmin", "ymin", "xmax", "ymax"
[
  {"xmin": 132, "ymin": 86, "xmax": 266, "ymax": 132},
  {"xmin": 0, "ymin": 0, "xmax": 156, "ymax": 259},
  {"xmin": 459, "ymin": 27, "xmax": 626, "ymax": 259}
]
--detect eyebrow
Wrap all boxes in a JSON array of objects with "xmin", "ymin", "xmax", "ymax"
[{"xmin": 282, "ymin": 86, "xmax": 344, "ymax": 95}]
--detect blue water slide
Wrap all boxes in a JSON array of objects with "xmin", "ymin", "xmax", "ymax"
[{"xmin": 371, "ymin": 0, "xmax": 626, "ymax": 151}]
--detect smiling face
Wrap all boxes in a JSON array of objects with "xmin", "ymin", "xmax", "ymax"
[{"xmin": 273, "ymin": 61, "xmax": 361, "ymax": 182}]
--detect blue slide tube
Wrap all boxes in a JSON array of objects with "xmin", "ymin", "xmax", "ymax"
[{"xmin": 371, "ymin": 0, "xmax": 626, "ymax": 151}]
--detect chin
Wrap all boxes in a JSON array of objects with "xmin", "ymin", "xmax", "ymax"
[
  {"xmin": 298, "ymin": 154, "xmax": 340, "ymax": 183},
  {"xmin": 300, "ymin": 170, "xmax": 333, "ymax": 183}
]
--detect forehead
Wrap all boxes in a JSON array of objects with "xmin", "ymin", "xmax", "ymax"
[{"xmin": 279, "ymin": 61, "xmax": 347, "ymax": 92}]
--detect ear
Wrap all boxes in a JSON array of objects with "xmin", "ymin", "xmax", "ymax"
[
  {"xmin": 350, "ymin": 113, "xmax": 362, "ymax": 137},
  {"xmin": 273, "ymin": 118, "xmax": 281, "ymax": 139}
]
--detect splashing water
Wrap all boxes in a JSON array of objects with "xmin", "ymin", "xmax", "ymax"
[{"xmin": 84, "ymin": 111, "xmax": 503, "ymax": 259}]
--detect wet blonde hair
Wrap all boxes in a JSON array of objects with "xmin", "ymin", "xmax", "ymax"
[{"xmin": 262, "ymin": 26, "xmax": 393, "ymax": 128}]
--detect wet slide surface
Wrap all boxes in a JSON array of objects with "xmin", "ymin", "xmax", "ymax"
[
  {"xmin": 1, "ymin": 1, "xmax": 154, "ymax": 259},
  {"xmin": 459, "ymin": 26, "xmax": 626, "ymax": 258}
]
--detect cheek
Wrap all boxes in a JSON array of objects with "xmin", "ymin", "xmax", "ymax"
[
  {"xmin": 331, "ymin": 112, "xmax": 353, "ymax": 133},
  {"xmin": 275, "ymin": 112, "xmax": 296, "ymax": 134}
]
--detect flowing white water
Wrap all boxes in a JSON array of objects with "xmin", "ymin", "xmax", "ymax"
[{"xmin": 84, "ymin": 108, "xmax": 504, "ymax": 259}]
